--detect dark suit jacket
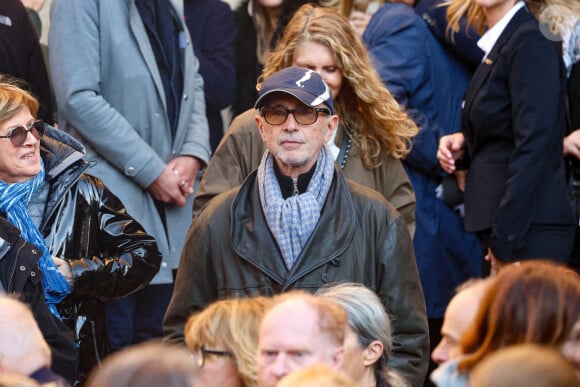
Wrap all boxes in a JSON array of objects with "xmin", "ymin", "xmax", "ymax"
[{"xmin": 460, "ymin": 6, "xmax": 574, "ymax": 261}]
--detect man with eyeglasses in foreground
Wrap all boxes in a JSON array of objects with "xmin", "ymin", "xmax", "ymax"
[{"xmin": 164, "ymin": 67, "xmax": 428, "ymax": 383}]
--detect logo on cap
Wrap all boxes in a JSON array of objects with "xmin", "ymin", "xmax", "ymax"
[{"xmin": 255, "ymin": 66, "xmax": 334, "ymax": 114}]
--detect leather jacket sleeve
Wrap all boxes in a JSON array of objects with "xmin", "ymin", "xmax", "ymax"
[
  {"xmin": 46, "ymin": 174, "xmax": 162, "ymax": 301},
  {"xmin": 378, "ymin": 214, "xmax": 430, "ymax": 386}
]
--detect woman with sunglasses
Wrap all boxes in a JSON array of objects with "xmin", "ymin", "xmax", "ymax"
[{"xmin": 0, "ymin": 78, "xmax": 162, "ymax": 383}]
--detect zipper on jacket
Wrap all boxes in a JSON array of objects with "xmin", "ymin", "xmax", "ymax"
[{"xmin": 292, "ymin": 177, "xmax": 299, "ymax": 196}]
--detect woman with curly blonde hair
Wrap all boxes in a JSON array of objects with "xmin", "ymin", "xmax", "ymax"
[
  {"xmin": 193, "ymin": 3, "xmax": 418, "ymax": 235},
  {"xmin": 184, "ymin": 296, "xmax": 270, "ymax": 387}
]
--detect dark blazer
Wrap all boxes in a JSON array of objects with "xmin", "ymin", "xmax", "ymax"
[{"xmin": 460, "ymin": 6, "xmax": 574, "ymax": 261}]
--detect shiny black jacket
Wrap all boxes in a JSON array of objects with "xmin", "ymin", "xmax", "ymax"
[
  {"xmin": 0, "ymin": 216, "xmax": 77, "ymax": 383},
  {"xmin": 27, "ymin": 126, "xmax": 162, "ymax": 381}
]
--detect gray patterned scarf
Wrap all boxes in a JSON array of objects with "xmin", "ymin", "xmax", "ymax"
[{"xmin": 258, "ymin": 145, "xmax": 335, "ymax": 269}]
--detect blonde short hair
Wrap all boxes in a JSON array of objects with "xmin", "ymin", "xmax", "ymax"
[{"xmin": 185, "ymin": 297, "xmax": 270, "ymax": 387}]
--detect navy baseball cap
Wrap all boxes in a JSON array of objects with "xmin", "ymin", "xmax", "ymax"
[{"xmin": 255, "ymin": 66, "xmax": 334, "ymax": 114}]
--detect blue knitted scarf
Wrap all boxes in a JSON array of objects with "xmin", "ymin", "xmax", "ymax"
[{"xmin": 0, "ymin": 160, "xmax": 71, "ymax": 317}]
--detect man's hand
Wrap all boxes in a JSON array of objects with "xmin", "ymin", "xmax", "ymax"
[
  {"xmin": 564, "ymin": 129, "xmax": 580, "ymax": 159},
  {"xmin": 52, "ymin": 256, "xmax": 73, "ymax": 286},
  {"xmin": 437, "ymin": 132, "xmax": 465, "ymax": 173},
  {"xmin": 148, "ymin": 156, "xmax": 202, "ymax": 207},
  {"xmin": 167, "ymin": 156, "xmax": 202, "ymax": 195}
]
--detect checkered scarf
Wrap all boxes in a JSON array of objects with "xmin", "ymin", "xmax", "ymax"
[{"xmin": 258, "ymin": 146, "xmax": 335, "ymax": 269}]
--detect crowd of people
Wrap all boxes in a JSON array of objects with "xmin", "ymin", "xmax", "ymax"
[{"xmin": 0, "ymin": 0, "xmax": 579, "ymax": 386}]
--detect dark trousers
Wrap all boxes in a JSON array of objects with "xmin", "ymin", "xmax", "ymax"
[{"xmin": 104, "ymin": 283, "xmax": 173, "ymax": 351}]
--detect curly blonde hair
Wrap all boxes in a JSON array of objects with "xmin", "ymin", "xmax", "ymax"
[{"xmin": 259, "ymin": 4, "xmax": 417, "ymax": 168}]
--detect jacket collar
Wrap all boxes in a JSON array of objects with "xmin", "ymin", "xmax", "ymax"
[
  {"xmin": 462, "ymin": 6, "xmax": 532, "ymax": 136},
  {"xmin": 40, "ymin": 125, "xmax": 86, "ymax": 180},
  {"xmin": 230, "ymin": 165, "xmax": 356, "ymax": 288}
]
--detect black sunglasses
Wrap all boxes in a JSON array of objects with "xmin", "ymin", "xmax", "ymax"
[
  {"xmin": 260, "ymin": 106, "xmax": 331, "ymax": 126},
  {"xmin": 0, "ymin": 119, "xmax": 45, "ymax": 147}
]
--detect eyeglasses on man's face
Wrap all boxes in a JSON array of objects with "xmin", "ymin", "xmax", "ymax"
[
  {"xmin": 0, "ymin": 119, "xmax": 45, "ymax": 147},
  {"xmin": 194, "ymin": 346, "xmax": 234, "ymax": 368},
  {"xmin": 260, "ymin": 106, "xmax": 331, "ymax": 126}
]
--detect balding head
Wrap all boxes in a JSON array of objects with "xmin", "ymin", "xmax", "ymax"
[
  {"xmin": 0, "ymin": 296, "xmax": 51, "ymax": 375},
  {"xmin": 431, "ymin": 279, "xmax": 492, "ymax": 365},
  {"xmin": 257, "ymin": 291, "xmax": 346, "ymax": 387}
]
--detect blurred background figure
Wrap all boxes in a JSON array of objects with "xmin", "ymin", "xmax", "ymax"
[
  {"xmin": 184, "ymin": 0, "xmax": 236, "ymax": 152},
  {"xmin": 316, "ymin": 283, "xmax": 410, "ymax": 387},
  {"xmin": 231, "ymin": 0, "xmax": 317, "ymax": 117},
  {"xmin": 20, "ymin": 0, "xmax": 46, "ymax": 38},
  {"xmin": 0, "ymin": 296, "xmax": 70, "ymax": 387},
  {"xmin": 431, "ymin": 261, "xmax": 580, "ymax": 386},
  {"xmin": 0, "ymin": 0, "xmax": 53, "ymax": 124},
  {"xmin": 430, "ymin": 279, "xmax": 491, "ymax": 366},
  {"xmin": 85, "ymin": 342, "xmax": 197, "ymax": 387},
  {"xmin": 185, "ymin": 297, "xmax": 270, "ymax": 387},
  {"xmin": 469, "ymin": 344, "xmax": 579, "ymax": 387}
]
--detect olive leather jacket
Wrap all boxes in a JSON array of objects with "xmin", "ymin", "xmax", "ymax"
[
  {"xmin": 165, "ymin": 166, "xmax": 429, "ymax": 387},
  {"xmin": 28, "ymin": 126, "xmax": 161, "ymax": 381}
]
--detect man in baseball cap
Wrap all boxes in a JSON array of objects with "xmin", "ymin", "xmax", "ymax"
[{"xmin": 164, "ymin": 68, "xmax": 425, "ymax": 378}]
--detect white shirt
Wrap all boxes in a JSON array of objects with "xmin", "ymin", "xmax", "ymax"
[{"xmin": 477, "ymin": 1, "xmax": 526, "ymax": 61}]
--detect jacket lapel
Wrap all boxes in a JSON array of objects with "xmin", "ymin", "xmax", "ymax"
[
  {"xmin": 231, "ymin": 168, "xmax": 355, "ymax": 288},
  {"xmin": 128, "ymin": 0, "xmax": 167, "ymax": 113},
  {"xmin": 462, "ymin": 7, "xmax": 531, "ymax": 137}
]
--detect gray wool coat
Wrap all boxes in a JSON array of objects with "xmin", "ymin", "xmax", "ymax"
[{"xmin": 49, "ymin": 0, "xmax": 211, "ymax": 284}]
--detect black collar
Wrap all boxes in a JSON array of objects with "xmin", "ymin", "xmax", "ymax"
[{"xmin": 273, "ymin": 162, "xmax": 316, "ymax": 199}]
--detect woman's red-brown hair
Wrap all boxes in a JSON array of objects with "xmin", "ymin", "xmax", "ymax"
[{"xmin": 457, "ymin": 260, "xmax": 580, "ymax": 372}]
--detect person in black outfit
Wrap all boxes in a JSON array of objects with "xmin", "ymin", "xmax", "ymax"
[{"xmin": 0, "ymin": 216, "xmax": 77, "ymax": 384}]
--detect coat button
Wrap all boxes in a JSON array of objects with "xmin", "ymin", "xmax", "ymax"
[
  {"xmin": 126, "ymin": 166, "xmax": 136, "ymax": 176},
  {"xmin": 321, "ymin": 273, "xmax": 329, "ymax": 283},
  {"xmin": 183, "ymin": 94, "xmax": 188, "ymax": 100},
  {"xmin": 31, "ymin": 271, "xmax": 36, "ymax": 277},
  {"xmin": 31, "ymin": 249, "xmax": 37, "ymax": 254},
  {"xmin": 19, "ymin": 265, "xmax": 26, "ymax": 271}
]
